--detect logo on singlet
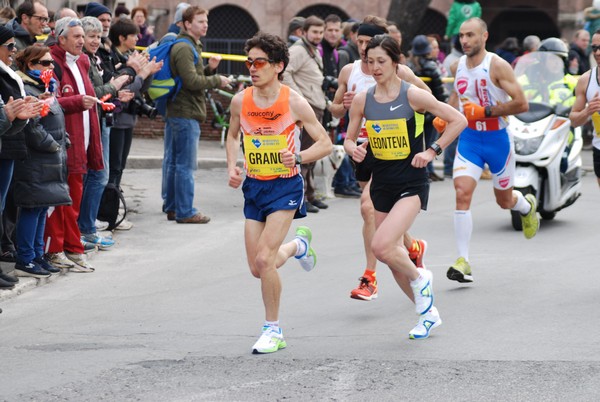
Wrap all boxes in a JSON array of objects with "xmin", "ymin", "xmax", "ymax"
[
  {"xmin": 457, "ymin": 78, "xmax": 468, "ymax": 95},
  {"xmin": 263, "ymin": 113, "xmax": 282, "ymax": 121},
  {"xmin": 390, "ymin": 104, "xmax": 403, "ymax": 111}
]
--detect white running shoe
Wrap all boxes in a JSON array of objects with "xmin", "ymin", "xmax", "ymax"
[
  {"xmin": 294, "ymin": 226, "xmax": 316, "ymax": 272},
  {"xmin": 409, "ymin": 306, "xmax": 442, "ymax": 339},
  {"xmin": 411, "ymin": 268, "xmax": 434, "ymax": 315},
  {"xmin": 252, "ymin": 326, "xmax": 287, "ymax": 354}
]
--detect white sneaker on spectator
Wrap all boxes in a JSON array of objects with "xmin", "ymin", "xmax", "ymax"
[
  {"xmin": 115, "ymin": 218, "xmax": 133, "ymax": 231},
  {"xmin": 46, "ymin": 252, "xmax": 75, "ymax": 269},
  {"xmin": 96, "ymin": 220, "xmax": 109, "ymax": 231},
  {"xmin": 65, "ymin": 252, "xmax": 95, "ymax": 273}
]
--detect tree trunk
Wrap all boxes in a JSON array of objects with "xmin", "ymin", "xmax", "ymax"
[{"xmin": 387, "ymin": 0, "xmax": 433, "ymax": 49}]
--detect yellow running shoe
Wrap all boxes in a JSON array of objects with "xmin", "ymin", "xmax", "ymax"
[
  {"xmin": 446, "ymin": 257, "xmax": 473, "ymax": 283},
  {"xmin": 521, "ymin": 194, "xmax": 540, "ymax": 239}
]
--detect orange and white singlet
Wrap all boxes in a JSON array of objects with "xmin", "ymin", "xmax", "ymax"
[{"xmin": 240, "ymin": 85, "xmax": 302, "ymax": 180}]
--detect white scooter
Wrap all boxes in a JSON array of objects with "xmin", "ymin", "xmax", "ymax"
[{"xmin": 508, "ymin": 52, "xmax": 582, "ymax": 230}]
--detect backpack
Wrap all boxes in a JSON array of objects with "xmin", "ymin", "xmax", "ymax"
[
  {"xmin": 147, "ymin": 37, "xmax": 198, "ymax": 115},
  {"xmin": 97, "ymin": 183, "xmax": 127, "ymax": 231}
]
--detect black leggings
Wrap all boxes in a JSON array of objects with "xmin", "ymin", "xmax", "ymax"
[{"xmin": 109, "ymin": 127, "xmax": 133, "ymax": 188}]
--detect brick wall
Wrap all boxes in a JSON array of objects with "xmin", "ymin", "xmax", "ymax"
[{"xmin": 133, "ymin": 95, "xmax": 227, "ymax": 141}]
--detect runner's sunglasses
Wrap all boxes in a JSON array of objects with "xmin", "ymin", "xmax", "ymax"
[{"xmin": 245, "ymin": 57, "xmax": 273, "ymax": 69}]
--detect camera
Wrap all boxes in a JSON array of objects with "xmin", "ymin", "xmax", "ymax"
[
  {"xmin": 322, "ymin": 75, "xmax": 338, "ymax": 92},
  {"xmin": 104, "ymin": 112, "xmax": 114, "ymax": 127},
  {"xmin": 131, "ymin": 97, "xmax": 158, "ymax": 119}
]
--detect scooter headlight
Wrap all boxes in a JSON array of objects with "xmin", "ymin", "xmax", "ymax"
[{"xmin": 514, "ymin": 135, "xmax": 544, "ymax": 155}]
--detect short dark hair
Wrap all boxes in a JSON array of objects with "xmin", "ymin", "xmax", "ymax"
[
  {"xmin": 324, "ymin": 14, "xmax": 342, "ymax": 25},
  {"xmin": 16, "ymin": 1, "xmax": 36, "ymax": 21},
  {"xmin": 244, "ymin": 32, "xmax": 289, "ymax": 81},
  {"xmin": 366, "ymin": 34, "xmax": 402, "ymax": 64},
  {"xmin": 15, "ymin": 45, "xmax": 50, "ymax": 73},
  {"xmin": 303, "ymin": 15, "xmax": 324, "ymax": 32},
  {"xmin": 108, "ymin": 18, "xmax": 139, "ymax": 46},
  {"xmin": 182, "ymin": 5, "xmax": 207, "ymax": 26}
]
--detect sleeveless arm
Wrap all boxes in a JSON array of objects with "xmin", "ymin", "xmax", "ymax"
[{"xmin": 569, "ymin": 71, "xmax": 597, "ymax": 127}]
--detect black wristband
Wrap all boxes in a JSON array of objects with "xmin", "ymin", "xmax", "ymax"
[
  {"xmin": 429, "ymin": 142, "xmax": 443, "ymax": 156},
  {"xmin": 295, "ymin": 153, "xmax": 302, "ymax": 165},
  {"xmin": 485, "ymin": 105, "xmax": 492, "ymax": 117}
]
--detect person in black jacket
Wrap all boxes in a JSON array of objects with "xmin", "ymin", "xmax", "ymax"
[
  {"xmin": 408, "ymin": 35, "xmax": 449, "ymax": 181},
  {"xmin": 0, "ymin": 26, "xmax": 43, "ymax": 283},
  {"xmin": 13, "ymin": 46, "xmax": 71, "ymax": 278}
]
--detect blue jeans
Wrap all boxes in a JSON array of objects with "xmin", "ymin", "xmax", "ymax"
[
  {"xmin": 79, "ymin": 119, "xmax": 110, "ymax": 235},
  {"xmin": 16, "ymin": 207, "xmax": 48, "ymax": 264},
  {"xmin": 161, "ymin": 119, "xmax": 172, "ymax": 211},
  {"xmin": 163, "ymin": 117, "xmax": 200, "ymax": 219},
  {"xmin": 332, "ymin": 155, "xmax": 357, "ymax": 189}
]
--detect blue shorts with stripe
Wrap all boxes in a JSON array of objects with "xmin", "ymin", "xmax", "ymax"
[
  {"xmin": 456, "ymin": 127, "xmax": 512, "ymax": 173},
  {"xmin": 242, "ymin": 175, "xmax": 306, "ymax": 222}
]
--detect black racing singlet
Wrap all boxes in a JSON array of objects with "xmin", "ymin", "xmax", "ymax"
[{"xmin": 363, "ymin": 80, "xmax": 426, "ymax": 184}]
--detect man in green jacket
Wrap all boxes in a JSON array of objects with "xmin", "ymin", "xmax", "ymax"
[{"xmin": 163, "ymin": 5, "xmax": 230, "ymax": 224}]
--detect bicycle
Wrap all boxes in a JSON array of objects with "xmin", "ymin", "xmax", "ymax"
[{"xmin": 205, "ymin": 75, "xmax": 252, "ymax": 147}]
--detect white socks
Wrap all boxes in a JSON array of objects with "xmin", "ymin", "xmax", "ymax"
[
  {"xmin": 512, "ymin": 190, "xmax": 531, "ymax": 215},
  {"xmin": 454, "ymin": 210, "xmax": 472, "ymax": 261},
  {"xmin": 294, "ymin": 237, "xmax": 307, "ymax": 258}
]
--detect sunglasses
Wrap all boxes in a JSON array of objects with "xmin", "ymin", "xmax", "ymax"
[
  {"xmin": 57, "ymin": 18, "xmax": 82, "ymax": 38},
  {"xmin": 1, "ymin": 43, "xmax": 16, "ymax": 51},
  {"xmin": 245, "ymin": 57, "xmax": 273, "ymax": 69},
  {"xmin": 33, "ymin": 59, "xmax": 54, "ymax": 67},
  {"xmin": 592, "ymin": 45, "xmax": 600, "ymax": 52}
]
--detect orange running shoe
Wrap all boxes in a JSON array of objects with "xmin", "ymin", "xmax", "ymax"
[
  {"xmin": 409, "ymin": 239, "xmax": 428, "ymax": 269},
  {"xmin": 350, "ymin": 276, "xmax": 378, "ymax": 301}
]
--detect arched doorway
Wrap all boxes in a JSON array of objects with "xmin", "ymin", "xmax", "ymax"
[
  {"xmin": 297, "ymin": 4, "xmax": 350, "ymax": 21},
  {"xmin": 204, "ymin": 5, "xmax": 259, "ymax": 75},
  {"xmin": 488, "ymin": 7, "xmax": 560, "ymax": 51}
]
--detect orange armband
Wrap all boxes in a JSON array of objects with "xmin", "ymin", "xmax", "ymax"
[{"xmin": 432, "ymin": 117, "xmax": 447, "ymax": 134}]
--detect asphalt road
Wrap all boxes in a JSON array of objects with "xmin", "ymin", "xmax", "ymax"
[{"xmin": 1, "ymin": 166, "xmax": 599, "ymax": 401}]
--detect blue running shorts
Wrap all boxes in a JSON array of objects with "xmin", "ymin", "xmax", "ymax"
[
  {"xmin": 242, "ymin": 175, "xmax": 306, "ymax": 222},
  {"xmin": 454, "ymin": 127, "xmax": 515, "ymax": 190}
]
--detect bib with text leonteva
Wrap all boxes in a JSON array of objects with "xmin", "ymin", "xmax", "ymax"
[
  {"xmin": 366, "ymin": 118, "xmax": 410, "ymax": 160},
  {"xmin": 244, "ymin": 135, "xmax": 290, "ymax": 176},
  {"xmin": 592, "ymin": 113, "xmax": 600, "ymax": 137}
]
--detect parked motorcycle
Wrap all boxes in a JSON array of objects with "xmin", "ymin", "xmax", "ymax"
[{"xmin": 508, "ymin": 51, "xmax": 582, "ymax": 230}]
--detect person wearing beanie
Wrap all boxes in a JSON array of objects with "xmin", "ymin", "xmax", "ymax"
[
  {"xmin": 287, "ymin": 16, "xmax": 305, "ymax": 47},
  {"xmin": 8, "ymin": 0, "xmax": 49, "ymax": 50},
  {"xmin": 167, "ymin": 2, "xmax": 190, "ymax": 35},
  {"xmin": 84, "ymin": 2, "xmax": 112, "ymax": 38}
]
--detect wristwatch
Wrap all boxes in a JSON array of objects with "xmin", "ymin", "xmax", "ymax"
[
  {"xmin": 295, "ymin": 153, "xmax": 303, "ymax": 165},
  {"xmin": 485, "ymin": 105, "xmax": 492, "ymax": 117},
  {"xmin": 429, "ymin": 142, "xmax": 443, "ymax": 156}
]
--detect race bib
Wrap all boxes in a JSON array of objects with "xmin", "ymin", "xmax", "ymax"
[
  {"xmin": 366, "ymin": 118, "xmax": 410, "ymax": 160},
  {"xmin": 467, "ymin": 117, "xmax": 500, "ymax": 131},
  {"xmin": 244, "ymin": 135, "xmax": 290, "ymax": 176},
  {"xmin": 592, "ymin": 113, "xmax": 600, "ymax": 137}
]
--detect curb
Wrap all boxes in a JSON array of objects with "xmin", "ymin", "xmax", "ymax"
[{"xmin": 126, "ymin": 156, "xmax": 241, "ymax": 170}]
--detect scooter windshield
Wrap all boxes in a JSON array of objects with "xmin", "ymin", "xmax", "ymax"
[{"xmin": 514, "ymin": 52, "xmax": 570, "ymax": 106}]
